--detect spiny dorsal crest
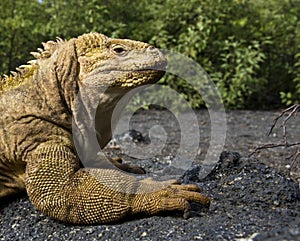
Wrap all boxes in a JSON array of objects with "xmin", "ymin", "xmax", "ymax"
[
  {"xmin": 0, "ymin": 33, "xmax": 108, "ymax": 93},
  {"xmin": 0, "ymin": 37, "xmax": 67, "ymax": 93},
  {"xmin": 0, "ymin": 61, "xmax": 37, "ymax": 93},
  {"xmin": 29, "ymin": 32, "xmax": 109, "ymax": 60},
  {"xmin": 30, "ymin": 37, "xmax": 65, "ymax": 59}
]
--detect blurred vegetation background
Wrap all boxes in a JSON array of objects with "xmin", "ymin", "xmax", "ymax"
[{"xmin": 0, "ymin": 0, "xmax": 299, "ymax": 109}]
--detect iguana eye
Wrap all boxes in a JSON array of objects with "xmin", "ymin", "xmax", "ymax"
[{"xmin": 111, "ymin": 45, "xmax": 127, "ymax": 55}]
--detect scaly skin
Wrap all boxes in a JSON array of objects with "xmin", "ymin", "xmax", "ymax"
[{"xmin": 0, "ymin": 32, "xmax": 210, "ymax": 224}]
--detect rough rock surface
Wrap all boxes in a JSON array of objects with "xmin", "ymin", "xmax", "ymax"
[{"xmin": 1, "ymin": 110, "xmax": 300, "ymax": 240}]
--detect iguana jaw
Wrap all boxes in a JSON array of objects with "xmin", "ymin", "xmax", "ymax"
[{"xmin": 114, "ymin": 69, "xmax": 165, "ymax": 88}]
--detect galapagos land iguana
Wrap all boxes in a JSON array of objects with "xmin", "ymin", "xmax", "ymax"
[{"xmin": 0, "ymin": 32, "xmax": 210, "ymax": 224}]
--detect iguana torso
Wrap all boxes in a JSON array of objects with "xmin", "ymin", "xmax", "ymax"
[{"xmin": 0, "ymin": 32, "xmax": 209, "ymax": 224}]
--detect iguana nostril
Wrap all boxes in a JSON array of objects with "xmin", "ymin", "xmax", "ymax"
[{"xmin": 147, "ymin": 46, "xmax": 156, "ymax": 51}]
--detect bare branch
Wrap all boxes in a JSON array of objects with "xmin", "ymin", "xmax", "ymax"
[
  {"xmin": 250, "ymin": 104, "xmax": 300, "ymax": 177},
  {"xmin": 268, "ymin": 104, "xmax": 300, "ymax": 139},
  {"xmin": 249, "ymin": 141, "xmax": 300, "ymax": 157}
]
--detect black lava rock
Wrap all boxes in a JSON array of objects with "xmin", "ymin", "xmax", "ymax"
[{"xmin": 1, "ymin": 151, "xmax": 300, "ymax": 241}]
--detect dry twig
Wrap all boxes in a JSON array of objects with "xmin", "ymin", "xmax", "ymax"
[{"xmin": 249, "ymin": 104, "xmax": 300, "ymax": 175}]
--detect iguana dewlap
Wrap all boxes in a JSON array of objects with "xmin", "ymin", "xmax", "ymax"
[{"xmin": 0, "ymin": 32, "xmax": 210, "ymax": 224}]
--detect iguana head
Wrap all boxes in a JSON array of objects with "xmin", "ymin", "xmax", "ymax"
[{"xmin": 75, "ymin": 33, "xmax": 167, "ymax": 90}]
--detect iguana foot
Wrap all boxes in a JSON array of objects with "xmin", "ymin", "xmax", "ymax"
[
  {"xmin": 132, "ymin": 183, "xmax": 210, "ymax": 218},
  {"xmin": 159, "ymin": 183, "xmax": 210, "ymax": 218},
  {"xmin": 110, "ymin": 157, "xmax": 146, "ymax": 174}
]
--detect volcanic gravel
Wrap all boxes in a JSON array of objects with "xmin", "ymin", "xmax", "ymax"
[{"xmin": 1, "ymin": 110, "xmax": 300, "ymax": 241}]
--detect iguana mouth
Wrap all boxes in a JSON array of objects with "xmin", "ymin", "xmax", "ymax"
[{"xmin": 89, "ymin": 63, "xmax": 166, "ymax": 76}]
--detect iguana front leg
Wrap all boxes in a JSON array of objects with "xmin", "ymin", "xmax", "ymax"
[{"xmin": 25, "ymin": 143, "xmax": 210, "ymax": 224}]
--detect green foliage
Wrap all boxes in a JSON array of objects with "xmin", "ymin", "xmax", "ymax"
[
  {"xmin": 281, "ymin": 53, "xmax": 300, "ymax": 106},
  {"xmin": 41, "ymin": 0, "xmax": 108, "ymax": 38},
  {"xmin": 214, "ymin": 37, "xmax": 267, "ymax": 108},
  {"xmin": 0, "ymin": 0, "xmax": 299, "ymax": 109},
  {"xmin": 0, "ymin": 0, "xmax": 44, "ymax": 73}
]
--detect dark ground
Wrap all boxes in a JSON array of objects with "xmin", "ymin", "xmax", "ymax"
[{"xmin": 1, "ymin": 110, "xmax": 300, "ymax": 241}]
